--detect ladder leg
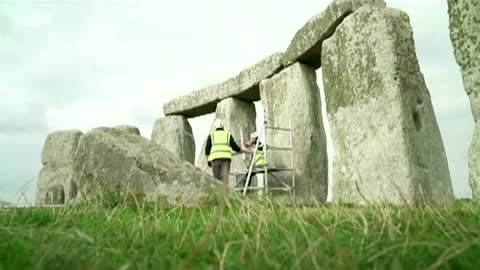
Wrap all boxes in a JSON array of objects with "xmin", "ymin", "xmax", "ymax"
[
  {"xmin": 264, "ymin": 120, "xmax": 269, "ymax": 196},
  {"xmin": 243, "ymin": 122, "xmax": 264, "ymax": 195},
  {"xmin": 264, "ymin": 165, "xmax": 268, "ymax": 196}
]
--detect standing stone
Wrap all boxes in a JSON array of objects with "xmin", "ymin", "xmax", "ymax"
[
  {"xmin": 260, "ymin": 63, "xmax": 328, "ymax": 204},
  {"xmin": 321, "ymin": 6, "xmax": 454, "ymax": 205},
  {"xmin": 448, "ymin": 0, "xmax": 480, "ymax": 122},
  {"xmin": 469, "ymin": 124, "xmax": 480, "ymax": 199},
  {"xmin": 74, "ymin": 127, "xmax": 218, "ymax": 206},
  {"xmin": 448, "ymin": 0, "xmax": 480, "ymax": 199},
  {"xmin": 151, "ymin": 116, "xmax": 195, "ymax": 164},
  {"xmin": 196, "ymin": 98, "xmax": 256, "ymax": 185},
  {"xmin": 36, "ymin": 130, "xmax": 83, "ymax": 205},
  {"xmin": 114, "ymin": 125, "xmax": 141, "ymax": 136}
]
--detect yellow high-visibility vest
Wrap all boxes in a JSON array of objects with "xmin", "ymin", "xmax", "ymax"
[
  {"xmin": 255, "ymin": 148, "xmax": 266, "ymax": 166},
  {"xmin": 208, "ymin": 130, "xmax": 232, "ymax": 161}
]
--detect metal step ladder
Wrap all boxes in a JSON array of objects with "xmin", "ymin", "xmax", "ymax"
[{"xmin": 234, "ymin": 119, "xmax": 295, "ymax": 201}]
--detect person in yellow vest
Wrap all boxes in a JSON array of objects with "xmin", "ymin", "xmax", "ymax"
[
  {"xmin": 248, "ymin": 132, "xmax": 266, "ymax": 167},
  {"xmin": 242, "ymin": 131, "xmax": 266, "ymax": 189},
  {"xmin": 205, "ymin": 119, "xmax": 253, "ymax": 185}
]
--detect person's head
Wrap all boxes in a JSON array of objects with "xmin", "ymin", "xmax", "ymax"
[
  {"xmin": 250, "ymin": 131, "xmax": 259, "ymax": 142},
  {"xmin": 213, "ymin": 119, "xmax": 224, "ymax": 130}
]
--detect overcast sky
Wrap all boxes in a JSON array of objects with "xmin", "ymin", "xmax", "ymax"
[{"xmin": 0, "ymin": 0, "xmax": 474, "ymax": 204}]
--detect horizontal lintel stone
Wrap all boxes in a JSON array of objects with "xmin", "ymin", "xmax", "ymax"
[{"xmin": 163, "ymin": 52, "xmax": 283, "ymax": 118}]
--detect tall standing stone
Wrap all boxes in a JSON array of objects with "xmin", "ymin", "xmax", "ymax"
[
  {"xmin": 151, "ymin": 116, "xmax": 195, "ymax": 164},
  {"xmin": 322, "ymin": 6, "xmax": 454, "ymax": 205},
  {"xmin": 36, "ymin": 130, "xmax": 83, "ymax": 205},
  {"xmin": 196, "ymin": 98, "xmax": 256, "ymax": 184},
  {"xmin": 448, "ymin": 0, "xmax": 480, "ymax": 122},
  {"xmin": 469, "ymin": 124, "xmax": 480, "ymax": 199},
  {"xmin": 448, "ymin": 0, "xmax": 480, "ymax": 199},
  {"xmin": 260, "ymin": 63, "xmax": 328, "ymax": 204}
]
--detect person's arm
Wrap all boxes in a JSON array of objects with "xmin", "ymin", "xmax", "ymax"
[
  {"xmin": 229, "ymin": 135, "xmax": 241, "ymax": 152},
  {"xmin": 230, "ymin": 135, "xmax": 253, "ymax": 154},
  {"xmin": 205, "ymin": 135, "xmax": 212, "ymax": 156}
]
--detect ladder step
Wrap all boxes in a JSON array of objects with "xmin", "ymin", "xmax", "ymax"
[
  {"xmin": 233, "ymin": 186, "xmax": 264, "ymax": 191},
  {"xmin": 266, "ymin": 167, "xmax": 294, "ymax": 172},
  {"xmin": 265, "ymin": 125, "xmax": 291, "ymax": 131},
  {"xmin": 268, "ymin": 146, "xmax": 292, "ymax": 151},
  {"xmin": 267, "ymin": 187, "xmax": 293, "ymax": 191}
]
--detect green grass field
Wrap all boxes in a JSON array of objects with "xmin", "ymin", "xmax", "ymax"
[{"xmin": 1, "ymin": 197, "xmax": 479, "ymax": 270}]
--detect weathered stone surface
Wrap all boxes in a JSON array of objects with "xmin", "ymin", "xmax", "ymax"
[
  {"xmin": 73, "ymin": 127, "xmax": 219, "ymax": 206},
  {"xmin": 37, "ymin": 129, "xmax": 82, "ymax": 206},
  {"xmin": 163, "ymin": 53, "xmax": 283, "ymax": 118},
  {"xmin": 151, "ymin": 116, "xmax": 195, "ymax": 164},
  {"xmin": 283, "ymin": 0, "xmax": 385, "ymax": 69},
  {"xmin": 448, "ymin": 0, "xmax": 480, "ymax": 122},
  {"xmin": 260, "ymin": 63, "xmax": 328, "ymax": 204},
  {"xmin": 45, "ymin": 184, "xmax": 66, "ymax": 205},
  {"xmin": 321, "ymin": 6, "xmax": 454, "ymax": 205},
  {"xmin": 36, "ymin": 165, "xmax": 75, "ymax": 205},
  {"xmin": 41, "ymin": 130, "xmax": 83, "ymax": 165},
  {"xmin": 448, "ymin": 0, "xmax": 480, "ymax": 200},
  {"xmin": 114, "ymin": 125, "xmax": 141, "ymax": 136},
  {"xmin": 468, "ymin": 123, "xmax": 480, "ymax": 199},
  {"xmin": 196, "ymin": 98, "xmax": 256, "ymax": 183}
]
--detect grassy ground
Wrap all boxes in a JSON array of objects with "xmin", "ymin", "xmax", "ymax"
[{"xmin": 0, "ymin": 197, "xmax": 479, "ymax": 270}]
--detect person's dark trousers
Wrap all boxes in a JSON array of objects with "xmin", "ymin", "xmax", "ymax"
[{"xmin": 212, "ymin": 159, "xmax": 231, "ymax": 185}]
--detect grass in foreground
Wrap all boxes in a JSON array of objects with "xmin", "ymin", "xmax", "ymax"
[{"xmin": 0, "ymin": 197, "xmax": 479, "ymax": 270}]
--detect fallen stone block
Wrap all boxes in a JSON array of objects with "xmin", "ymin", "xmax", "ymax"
[
  {"xmin": 448, "ymin": 0, "xmax": 480, "ymax": 122},
  {"xmin": 151, "ymin": 116, "xmax": 195, "ymax": 164},
  {"xmin": 321, "ymin": 6, "xmax": 454, "ymax": 205},
  {"xmin": 282, "ymin": 0, "xmax": 385, "ymax": 69},
  {"xmin": 196, "ymin": 98, "xmax": 256, "ymax": 184},
  {"xmin": 73, "ymin": 127, "xmax": 219, "ymax": 206},
  {"xmin": 260, "ymin": 63, "xmax": 328, "ymax": 204},
  {"xmin": 163, "ymin": 52, "xmax": 283, "ymax": 118},
  {"xmin": 114, "ymin": 125, "xmax": 141, "ymax": 136},
  {"xmin": 41, "ymin": 130, "xmax": 83, "ymax": 166}
]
